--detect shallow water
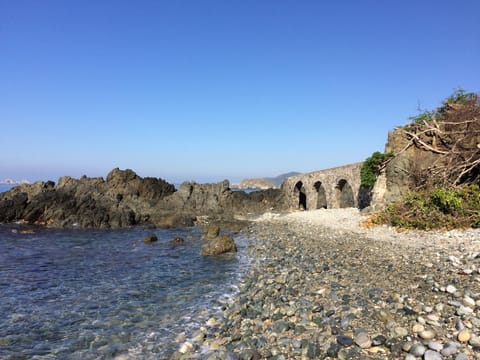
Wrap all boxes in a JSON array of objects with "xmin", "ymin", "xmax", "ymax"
[{"xmin": 0, "ymin": 225, "xmax": 250, "ymax": 359}]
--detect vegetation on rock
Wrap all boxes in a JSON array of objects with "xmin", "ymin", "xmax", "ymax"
[
  {"xmin": 402, "ymin": 89, "xmax": 480, "ymax": 188},
  {"xmin": 360, "ymin": 151, "xmax": 393, "ymax": 188},
  {"xmin": 374, "ymin": 89, "xmax": 480, "ymax": 230}
]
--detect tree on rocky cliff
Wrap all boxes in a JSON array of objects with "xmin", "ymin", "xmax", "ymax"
[{"xmin": 400, "ymin": 89, "xmax": 480, "ymax": 189}]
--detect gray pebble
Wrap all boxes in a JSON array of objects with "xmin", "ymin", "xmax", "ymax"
[
  {"xmin": 354, "ymin": 332, "xmax": 371, "ymax": 349},
  {"xmin": 456, "ymin": 305, "xmax": 473, "ymax": 316},
  {"xmin": 427, "ymin": 340, "xmax": 443, "ymax": 352},
  {"xmin": 441, "ymin": 344, "xmax": 459, "ymax": 357},
  {"xmin": 455, "ymin": 318, "xmax": 465, "ymax": 331},
  {"xmin": 372, "ymin": 335, "xmax": 387, "ymax": 346},
  {"xmin": 410, "ymin": 343, "xmax": 426, "ymax": 356},
  {"xmin": 424, "ymin": 350, "xmax": 443, "ymax": 360},
  {"xmin": 336, "ymin": 335, "xmax": 353, "ymax": 347},
  {"xmin": 469, "ymin": 334, "xmax": 480, "ymax": 347},
  {"xmin": 446, "ymin": 284, "xmax": 457, "ymax": 294},
  {"xmin": 224, "ymin": 352, "xmax": 239, "ymax": 360}
]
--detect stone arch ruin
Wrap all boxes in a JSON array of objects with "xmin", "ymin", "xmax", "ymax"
[
  {"xmin": 313, "ymin": 181, "xmax": 327, "ymax": 209},
  {"xmin": 335, "ymin": 179, "xmax": 355, "ymax": 208},
  {"xmin": 294, "ymin": 181, "xmax": 307, "ymax": 210},
  {"xmin": 282, "ymin": 163, "xmax": 362, "ymax": 210}
]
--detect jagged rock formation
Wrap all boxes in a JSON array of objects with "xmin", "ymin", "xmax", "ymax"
[
  {"xmin": 0, "ymin": 168, "xmax": 286, "ymax": 229},
  {"xmin": 0, "ymin": 168, "xmax": 175, "ymax": 228}
]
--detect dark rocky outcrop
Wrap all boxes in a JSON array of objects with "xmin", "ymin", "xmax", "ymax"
[
  {"xmin": 0, "ymin": 168, "xmax": 175, "ymax": 228},
  {"xmin": 0, "ymin": 168, "xmax": 287, "ymax": 229}
]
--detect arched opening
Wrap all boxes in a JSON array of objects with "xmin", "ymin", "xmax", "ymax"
[
  {"xmin": 294, "ymin": 181, "xmax": 307, "ymax": 210},
  {"xmin": 313, "ymin": 181, "xmax": 327, "ymax": 209},
  {"xmin": 336, "ymin": 179, "xmax": 355, "ymax": 208}
]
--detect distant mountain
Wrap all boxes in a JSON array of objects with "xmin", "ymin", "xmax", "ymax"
[
  {"xmin": 264, "ymin": 172, "xmax": 301, "ymax": 188},
  {"xmin": 233, "ymin": 171, "xmax": 301, "ymax": 190}
]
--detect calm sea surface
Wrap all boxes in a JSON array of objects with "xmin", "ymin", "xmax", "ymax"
[
  {"xmin": 0, "ymin": 224, "xmax": 252, "ymax": 359},
  {"xmin": 0, "ymin": 184, "xmax": 15, "ymax": 193}
]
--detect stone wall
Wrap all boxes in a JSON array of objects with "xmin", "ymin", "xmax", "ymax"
[{"xmin": 281, "ymin": 163, "xmax": 363, "ymax": 210}]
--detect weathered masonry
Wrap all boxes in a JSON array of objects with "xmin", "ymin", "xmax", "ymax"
[{"xmin": 281, "ymin": 163, "xmax": 363, "ymax": 210}]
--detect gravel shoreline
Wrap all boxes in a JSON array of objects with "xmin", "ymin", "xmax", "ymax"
[{"xmin": 171, "ymin": 209, "xmax": 480, "ymax": 360}]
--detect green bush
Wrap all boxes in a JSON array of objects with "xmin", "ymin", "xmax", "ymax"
[
  {"xmin": 360, "ymin": 151, "xmax": 394, "ymax": 188},
  {"xmin": 406, "ymin": 88, "xmax": 476, "ymax": 127},
  {"xmin": 374, "ymin": 185, "xmax": 480, "ymax": 230},
  {"xmin": 408, "ymin": 110, "xmax": 434, "ymax": 125}
]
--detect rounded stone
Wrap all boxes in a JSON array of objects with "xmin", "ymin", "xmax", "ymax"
[
  {"xmin": 419, "ymin": 330, "xmax": 436, "ymax": 340},
  {"xmin": 463, "ymin": 296, "xmax": 476, "ymax": 307},
  {"xmin": 336, "ymin": 335, "xmax": 354, "ymax": 347},
  {"xmin": 402, "ymin": 341, "xmax": 413, "ymax": 352},
  {"xmin": 354, "ymin": 332, "xmax": 371, "ymax": 349},
  {"xmin": 424, "ymin": 350, "xmax": 443, "ymax": 360},
  {"xmin": 455, "ymin": 318, "xmax": 465, "ymax": 331},
  {"xmin": 178, "ymin": 341, "xmax": 194, "ymax": 354},
  {"xmin": 423, "ymin": 306, "xmax": 433, "ymax": 313},
  {"xmin": 455, "ymin": 353, "xmax": 468, "ymax": 360},
  {"xmin": 446, "ymin": 284, "xmax": 457, "ymax": 294},
  {"xmin": 393, "ymin": 327, "xmax": 409, "ymax": 338},
  {"xmin": 412, "ymin": 324, "xmax": 425, "ymax": 333},
  {"xmin": 427, "ymin": 341, "xmax": 443, "ymax": 352},
  {"xmin": 409, "ymin": 343, "xmax": 426, "ymax": 357},
  {"xmin": 469, "ymin": 335, "xmax": 480, "ymax": 347},
  {"xmin": 456, "ymin": 305, "xmax": 473, "ymax": 316},
  {"xmin": 371, "ymin": 335, "xmax": 387, "ymax": 346},
  {"xmin": 426, "ymin": 314, "xmax": 440, "ymax": 322},
  {"xmin": 441, "ymin": 344, "xmax": 459, "ymax": 357},
  {"xmin": 417, "ymin": 316, "xmax": 426, "ymax": 325},
  {"xmin": 457, "ymin": 329, "xmax": 470, "ymax": 343},
  {"xmin": 206, "ymin": 317, "xmax": 217, "ymax": 326}
]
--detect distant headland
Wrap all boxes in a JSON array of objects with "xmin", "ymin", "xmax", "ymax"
[{"xmin": 0, "ymin": 179, "xmax": 30, "ymax": 185}]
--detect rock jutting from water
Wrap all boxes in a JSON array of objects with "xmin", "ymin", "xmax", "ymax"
[{"xmin": 170, "ymin": 210, "xmax": 480, "ymax": 359}]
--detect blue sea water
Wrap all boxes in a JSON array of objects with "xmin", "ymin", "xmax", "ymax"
[
  {"xmin": 0, "ymin": 225, "xmax": 251, "ymax": 359},
  {"xmin": 0, "ymin": 184, "xmax": 15, "ymax": 193}
]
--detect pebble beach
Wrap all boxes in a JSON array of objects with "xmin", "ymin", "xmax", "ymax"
[{"xmin": 171, "ymin": 209, "xmax": 480, "ymax": 360}]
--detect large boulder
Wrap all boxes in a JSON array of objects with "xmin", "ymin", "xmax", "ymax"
[{"xmin": 200, "ymin": 234, "xmax": 237, "ymax": 256}]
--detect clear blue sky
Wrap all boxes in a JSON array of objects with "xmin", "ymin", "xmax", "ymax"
[{"xmin": 1, "ymin": 0, "xmax": 479, "ymax": 184}]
